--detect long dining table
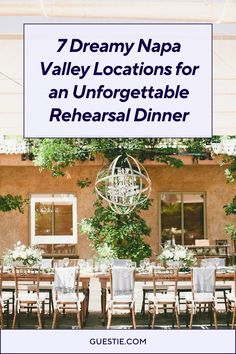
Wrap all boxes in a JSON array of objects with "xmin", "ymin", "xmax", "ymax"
[{"xmin": 2, "ymin": 270, "xmax": 235, "ymax": 324}]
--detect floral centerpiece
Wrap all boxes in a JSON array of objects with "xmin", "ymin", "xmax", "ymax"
[
  {"xmin": 3, "ymin": 241, "xmax": 43, "ymax": 267},
  {"xmin": 158, "ymin": 244, "xmax": 196, "ymax": 271}
]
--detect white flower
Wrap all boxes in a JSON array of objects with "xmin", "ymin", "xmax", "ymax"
[
  {"xmin": 3, "ymin": 242, "xmax": 42, "ymax": 266},
  {"xmin": 162, "ymin": 250, "xmax": 173, "ymax": 259},
  {"xmin": 158, "ymin": 244, "xmax": 196, "ymax": 268}
]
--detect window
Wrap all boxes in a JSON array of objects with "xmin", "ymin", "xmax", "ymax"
[
  {"xmin": 160, "ymin": 192, "xmax": 205, "ymax": 246},
  {"xmin": 30, "ymin": 194, "xmax": 77, "ymax": 247}
]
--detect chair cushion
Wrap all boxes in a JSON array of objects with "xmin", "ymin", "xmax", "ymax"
[
  {"xmin": 18, "ymin": 293, "xmax": 47, "ymax": 302},
  {"xmin": 185, "ymin": 293, "xmax": 215, "ymax": 303},
  {"xmin": 107, "ymin": 294, "xmax": 134, "ymax": 303},
  {"xmin": 57, "ymin": 293, "xmax": 85, "ymax": 303},
  {"xmin": 147, "ymin": 293, "xmax": 176, "ymax": 303},
  {"xmin": 113, "ymin": 295, "xmax": 134, "ymax": 302}
]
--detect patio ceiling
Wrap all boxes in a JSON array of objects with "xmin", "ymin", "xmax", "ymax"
[{"xmin": 0, "ymin": 1, "xmax": 235, "ymax": 136}]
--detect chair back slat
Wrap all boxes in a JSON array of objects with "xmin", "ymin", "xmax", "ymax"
[
  {"xmin": 68, "ymin": 259, "xmax": 80, "ymax": 267},
  {"xmin": 14, "ymin": 266, "xmax": 41, "ymax": 297},
  {"xmin": 152, "ymin": 268, "xmax": 178, "ymax": 296}
]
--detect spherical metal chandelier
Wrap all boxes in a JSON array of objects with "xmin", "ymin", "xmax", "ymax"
[{"xmin": 95, "ymin": 153, "xmax": 151, "ymax": 214}]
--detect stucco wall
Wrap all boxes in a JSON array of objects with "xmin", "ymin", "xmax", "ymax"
[{"xmin": 0, "ymin": 156, "xmax": 235, "ymax": 258}]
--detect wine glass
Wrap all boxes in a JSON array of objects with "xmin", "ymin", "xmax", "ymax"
[
  {"xmin": 143, "ymin": 258, "xmax": 150, "ymax": 269},
  {"xmin": 63, "ymin": 258, "xmax": 70, "ymax": 267}
]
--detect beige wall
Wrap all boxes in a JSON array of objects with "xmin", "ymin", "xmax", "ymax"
[{"xmin": 0, "ymin": 155, "xmax": 235, "ymax": 257}]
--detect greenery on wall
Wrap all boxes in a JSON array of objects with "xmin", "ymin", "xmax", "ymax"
[
  {"xmin": 222, "ymin": 155, "xmax": 236, "ymax": 183},
  {"xmin": 225, "ymin": 224, "xmax": 236, "ymax": 240},
  {"xmin": 224, "ymin": 196, "xmax": 236, "ymax": 240},
  {"xmin": 28, "ymin": 137, "xmax": 222, "ymax": 176},
  {"xmin": 224, "ymin": 196, "xmax": 236, "ymax": 215},
  {"xmin": 0, "ymin": 194, "xmax": 28, "ymax": 213},
  {"xmin": 80, "ymin": 197, "xmax": 152, "ymax": 264},
  {"xmin": 29, "ymin": 139, "xmax": 79, "ymax": 176},
  {"xmin": 76, "ymin": 178, "xmax": 92, "ymax": 189},
  {"xmin": 223, "ymin": 158, "xmax": 236, "ymax": 240}
]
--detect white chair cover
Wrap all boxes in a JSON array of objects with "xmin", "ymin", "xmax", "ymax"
[
  {"xmin": 54, "ymin": 267, "xmax": 77, "ymax": 293},
  {"xmin": 192, "ymin": 267, "xmax": 215, "ymax": 294},
  {"xmin": 112, "ymin": 266, "xmax": 134, "ymax": 298}
]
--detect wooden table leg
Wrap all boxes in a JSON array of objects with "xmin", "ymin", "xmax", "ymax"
[
  {"xmin": 99, "ymin": 278, "xmax": 107, "ymax": 326},
  {"xmin": 81, "ymin": 278, "xmax": 90, "ymax": 319},
  {"xmin": 101, "ymin": 287, "xmax": 107, "ymax": 325}
]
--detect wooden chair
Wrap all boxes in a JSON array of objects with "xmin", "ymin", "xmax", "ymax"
[
  {"xmin": 226, "ymin": 270, "xmax": 236, "ymax": 328},
  {"xmin": 107, "ymin": 266, "xmax": 136, "ymax": 329},
  {"xmin": 12, "ymin": 266, "xmax": 46, "ymax": 329},
  {"xmin": 52, "ymin": 266, "xmax": 85, "ymax": 329},
  {"xmin": 0, "ymin": 265, "xmax": 11, "ymax": 328},
  {"xmin": 185, "ymin": 267, "xmax": 217, "ymax": 329},
  {"xmin": 147, "ymin": 268, "xmax": 180, "ymax": 329},
  {"xmin": 27, "ymin": 258, "xmax": 54, "ymax": 315},
  {"xmin": 141, "ymin": 284, "xmax": 169, "ymax": 316}
]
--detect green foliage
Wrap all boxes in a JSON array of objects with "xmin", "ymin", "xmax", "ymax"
[
  {"xmin": 0, "ymin": 194, "xmax": 28, "ymax": 213},
  {"xmin": 80, "ymin": 198, "xmax": 152, "ymax": 264},
  {"xmin": 221, "ymin": 156, "xmax": 236, "ymax": 183},
  {"xmin": 28, "ymin": 137, "xmax": 228, "ymax": 176},
  {"xmin": 225, "ymin": 224, "xmax": 236, "ymax": 240},
  {"xmin": 30, "ymin": 139, "xmax": 78, "ymax": 176},
  {"xmin": 77, "ymin": 178, "xmax": 92, "ymax": 189},
  {"xmin": 185, "ymin": 138, "xmax": 206, "ymax": 154},
  {"xmin": 96, "ymin": 244, "xmax": 117, "ymax": 260},
  {"xmin": 224, "ymin": 196, "xmax": 236, "ymax": 215},
  {"xmin": 156, "ymin": 155, "xmax": 183, "ymax": 168},
  {"xmin": 211, "ymin": 136, "xmax": 221, "ymax": 143}
]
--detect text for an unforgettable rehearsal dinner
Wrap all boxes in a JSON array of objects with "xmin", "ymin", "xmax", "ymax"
[{"xmin": 24, "ymin": 23, "xmax": 212, "ymax": 138}]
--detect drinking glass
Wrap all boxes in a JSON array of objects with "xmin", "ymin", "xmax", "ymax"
[
  {"xmin": 63, "ymin": 258, "xmax": 70, "ymax": 267},
  {"xmin": 78, "ymin": 259, "xmax": 86, "ymax": 273},
  {"xmin": 94, "ymin": 260, "xmax": 100, "ymax": 273},
  {"xmin": 143, "ymin": 258, "xmax": 150, "ymax": 269}
]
